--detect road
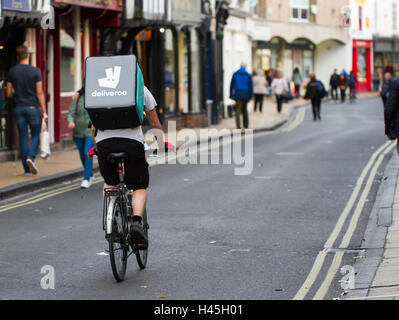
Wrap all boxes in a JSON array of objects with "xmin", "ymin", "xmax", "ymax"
[{"xmin": 0, "ymin": 97, "xmax": 392, "ymax": 300}]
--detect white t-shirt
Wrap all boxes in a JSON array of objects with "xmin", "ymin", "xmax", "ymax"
[{"xmin": 95, "ymin": 86, "xmax": 157, "ymax": 144}]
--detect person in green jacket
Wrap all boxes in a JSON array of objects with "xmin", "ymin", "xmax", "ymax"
[{"xmin": 67, "ymin": 86, "xmax": 94, "ymax": 188}]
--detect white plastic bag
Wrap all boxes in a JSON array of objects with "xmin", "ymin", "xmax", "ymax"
[{"xmin": 40, "ymin": 119, "xmax": 51, "ymax": 159}]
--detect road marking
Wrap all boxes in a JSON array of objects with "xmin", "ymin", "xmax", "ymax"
[
  {"xmin": 293, "ymin": 140, "xmax": 394, "ymax": 300},
  {"xmin": 282, "ymin": 107, "xmax": 306, "ymax": 132},
  {"xmin": 0, "ymin": 177, "xmax": 104, "ymax": 213},
  {"xmin": 312, "ymin": 142, "xmax": 396, "ymax": 300},
  {"xmin": 0, "ymin": 107, "xmax": 306, "ymax": 212}
]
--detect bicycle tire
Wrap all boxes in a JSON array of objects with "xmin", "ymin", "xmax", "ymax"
[
  {"xmin": 109, "ymin": 198, "xmax": 128, "ymax": 282},
  {"xmin": 136, "ymin": 209, "xmax": 149, "ymax": 269}
]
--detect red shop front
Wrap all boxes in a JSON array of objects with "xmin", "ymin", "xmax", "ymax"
[
  {"xmin": 352, "ymin": 40, "xmax": 373, "ymax": 92},
  {"xmin": 51, "ymin": 0, "xmax": 122, "ymax": 143}
]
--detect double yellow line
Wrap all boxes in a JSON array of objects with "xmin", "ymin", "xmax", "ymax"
[
  {"xmin": 0, "ymin": 177, "xmax": 104, "ymax": 213},
  {"xmin": 293, "ymin": 140, "xmax": 396, "ymax": 300}
]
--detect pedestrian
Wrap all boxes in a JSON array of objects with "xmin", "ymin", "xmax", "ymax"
[
  {"xmin": 339, "ymin": 71, "xmax": 348, "ymax": 103},
  {"xmin": 5, "ymin": 45, "xmax": 47, "ymax": 176},
  {"xmin": 384, "ymin": 76, "xmax": 399, "ymax": 148},
  {"xmin": 67, "ymin": 85, "xmax": 94, "ymax": 189},
  {"xmin": 252, "ymin": 69, "xmax": 267, "ymax": 112},
  {"xmin": 304, "ymin": 73, "xmax": 326, "ymax": 121},
  {"xmin": 292, "ymin": 67, "xmax": 302, "ymax": 98},
  {"xmin": 381, "ymin": 72, "xmax": 393, "ymax": 106},
  {"xmin": 348, "ymin": 70, "xmax": 358, "ymax": 99},
  {"xmin": 329, "ymin": 69, "xmax": 340, "ymax": 102},
  {"xmin": 271, "ymin": 71, "xmax": 289, "ymax": 114},
  {"xmin": 230, "ymin": 63, "xmax": 253, "ymax": 129},
  {"xmin": 385, "ymin": 61, "xmax": 395, "ymax": 77}
]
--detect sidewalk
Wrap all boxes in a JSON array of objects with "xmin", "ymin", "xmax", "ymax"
[
  {"xmin": 345, "ymin": 150, "xmax": 399, "ymax": 300},
  {"xmin": 0, "ymin": 97, "xmax": 306, "ymax": 201}
]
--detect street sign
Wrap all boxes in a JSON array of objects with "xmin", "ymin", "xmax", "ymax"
[{"xmin": 2, "ymin": 0, "xmax": 30, "ymax": 12}]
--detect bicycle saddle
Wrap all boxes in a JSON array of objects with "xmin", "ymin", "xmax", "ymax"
[{"xmin": 107, "ymin": 152, "xmax": 128, "ymax": 164}]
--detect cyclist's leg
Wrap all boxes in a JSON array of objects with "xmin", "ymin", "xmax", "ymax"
[{"xmin": 132, "ymin": 189, "xmax": 147, "ymax": 218}]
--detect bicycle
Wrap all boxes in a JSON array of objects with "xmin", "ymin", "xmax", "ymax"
[{"xmin": 102, "ymin": 152, "xmax": 149, "ymax": 282}]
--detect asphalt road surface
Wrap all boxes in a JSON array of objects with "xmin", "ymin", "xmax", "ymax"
[{"xmin": 0, "ymin": 97, "xmax": 391, "ymax": 300}]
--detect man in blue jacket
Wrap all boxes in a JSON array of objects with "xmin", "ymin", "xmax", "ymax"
[{"xmin": 230, "ymin": 63, "xmax": 253, "ymax": 129}]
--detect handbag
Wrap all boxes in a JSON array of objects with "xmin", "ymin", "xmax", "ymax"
[{"xmin": 40, "ymin": 118, "xmax": 51, "ymax": 159}]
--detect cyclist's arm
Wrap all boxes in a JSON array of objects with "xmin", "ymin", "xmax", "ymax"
[{"xmin": 146, "ymin": 108, "xmax": 163, "ymax": 131}]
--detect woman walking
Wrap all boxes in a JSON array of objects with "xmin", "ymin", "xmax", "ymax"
[
  {"xmin": 67, "ymin": 86, "xmax": 94, "ymax": 189},
  {"xmin": 252, "ymin": 69, "xmax": 267, "ymax": 112},
  {"xmin": 271, "ymin": 71, "xmax": 289, "ymax": 114},
  {"xmin": 339, "ymin": 71, "xmax": 348, "ymax": 103}
]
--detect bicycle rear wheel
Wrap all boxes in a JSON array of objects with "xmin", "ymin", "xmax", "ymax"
[
  {"xmin": 109, "ymin": 199, "xmax": 128, "ymax": 282},
  {"xmin": 136, "ymin": 209, "xmax": 149, "ymax": 269}
]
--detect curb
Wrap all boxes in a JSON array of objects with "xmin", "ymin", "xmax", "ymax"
[
  {"xmin": 0, "ymin": 104, "xmax": 307, "ymax": 202},
  {"xmin": 343, "ymin": 151, "xmax": 399, "ymax": 300}
]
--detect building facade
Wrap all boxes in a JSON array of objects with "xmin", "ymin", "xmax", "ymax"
[
  {"xmin": 0, "ymin": 0, "xmax": 50, "ymax": 161},
  {"xmin": 122, "ymin": 0, "xmax": 207, "ymax": 130},
  {"xmin": 253, "ymin": 0, "xmax": 350, "ymax": 92}
]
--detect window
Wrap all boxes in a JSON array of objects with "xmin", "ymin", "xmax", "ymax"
[
  {"xmin": 290, "ymin": 0, "xmax": 309, "ymax": 21},
  {"xmin": 393, "ymin": 3, "xmax": 397, "ymax": 31},
  {"xmin": 190, "ymin": 29, "xmax": 201, "ymax": 113},
  {"xmin": 164, "ymin": 30, "xmax": 176, "ymax": 115},
  {"xmin": 60, "ymin": 16, "xmax": 76, "ymax": 93}
]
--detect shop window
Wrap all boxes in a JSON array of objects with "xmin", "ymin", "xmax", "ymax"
[
  {"xmin": 303, "ymin": 50, "xmax": 313, "ymax": 78},
  {"xmin": 178, "ymin": 32, "xmax": 189, "ymax": 114},
  {"xmin": 60, "ymin": 18, "xmax": 76, "ymax": 93},
  {"xmin": 164, "ymin": 30, "xmax": 176, "ymax": 115},
  {"xmin": 190, "ymin": 29, "xmax": 201, "ymax": 113},
  {"xmin": 357, "ymin": 48, "xmax": 367, "ymax": 82},
  {"xmin": 290, "ymin": 0, "xmax": 309, "ymax": 21}
]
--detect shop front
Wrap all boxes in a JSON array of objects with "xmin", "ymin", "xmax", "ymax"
[
  {"xmin": 373, "ymin": 37, "xmax": 399, "ymax": 91},
  {"xmin": 352, "ymin": 39, "xmax": 372, "ymax": 92},
  {"xmin": 254, "ymin": 37, "xmax": 314, "ymax": 81},
  {"xmin": 122, "ymin": 0, "xmax": 206, "ymax": 130},
  {"xmin": 52, "ymin": 0, "xmax": 122, "ymax": 142},
  {"xmin": 0, "ymin": 0, "xmax": 48, "ymax": 160}
]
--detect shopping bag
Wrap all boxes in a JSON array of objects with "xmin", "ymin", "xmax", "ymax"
[{"xmin": 40, "ymin": 119, "xmax": 51, "ymax": 159}]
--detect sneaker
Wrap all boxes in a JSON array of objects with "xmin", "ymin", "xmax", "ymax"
[
  {"xmin": 26, "ymin": 158, "xmax": 38, "ymax": 175},
  {"xmin": 24, "ymin": 172, "xmax": 34, "ymax": 176},
  {"xmin": 89, "ymin": 175, "xmax": 95, "ymax": 184},
  {"xmin": 130, "ymin": 221, "xmax": 148, "ymax": 249},
  {"xmin": 80, "ymin": 179, "xmax": 91, "ymax": 189}
]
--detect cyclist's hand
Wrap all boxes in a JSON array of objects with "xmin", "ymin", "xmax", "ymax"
[
  {"xmin": 88, "ymin": 146, "xmax": 97, "ymax": 158},
  {"xmin": 165, "ymin": 141, "xmax": 176, "ymax": 153}
]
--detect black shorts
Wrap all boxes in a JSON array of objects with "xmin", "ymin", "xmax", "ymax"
[{"xmin": 97, "ymin": 138, "xmax": 149, "ymax": 190}]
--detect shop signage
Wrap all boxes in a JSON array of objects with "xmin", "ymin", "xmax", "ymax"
[
  {"xmin": 172, "ymin": 0, "xmax": 204, "ymax": 23},
  {"xmin": 123, "ymin": 0, "xmax": 170, "ymax": 21},
  {"xmin": 54, "ymin": 0, "xmax": 122, "ymax": 11},
  {"xmin": 2, "ymin": 0, "xmax": 30, "ymax": 12}
]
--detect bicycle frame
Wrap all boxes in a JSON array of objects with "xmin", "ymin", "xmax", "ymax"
[{"xmin": 102, "ymin": 159, "xmax": 131, "ymax": 236}]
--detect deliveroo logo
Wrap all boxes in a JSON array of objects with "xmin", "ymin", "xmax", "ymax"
[
  {"xmin": 98, "ymin": 66, "xmax": 121, "ymax": 89},
  {"xmin": 92, "ymin": 66, "xmax": 127, "ymax": 97}
]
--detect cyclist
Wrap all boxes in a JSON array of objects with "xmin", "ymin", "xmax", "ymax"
[{"xmin": 89, "ymin": 86, "xmax": 172, "ymax": 248}]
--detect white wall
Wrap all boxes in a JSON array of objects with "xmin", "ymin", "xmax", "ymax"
[
  {"xmin": 349, "ymin": 0, "xmax": 374, "ymax": 40},
  {"xmin": 223, "ymin": 15, "xmax": 253, "ymax": 111},
  {"xmin": 315, "ymin": 40, "xmax": 352, "ymax": 88}
]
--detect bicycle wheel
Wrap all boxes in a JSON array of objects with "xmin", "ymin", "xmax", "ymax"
[
  {"xmin": 109, "ymin": 198, "xmax": 128, "ymax": 282},
  {"xmin": 136, "ymin": 209, "xmax": 149, "ymax": 269}
]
